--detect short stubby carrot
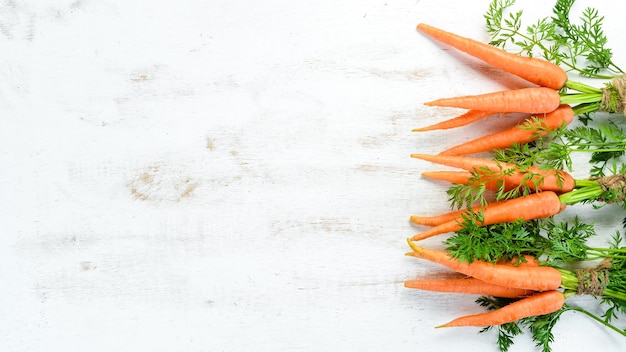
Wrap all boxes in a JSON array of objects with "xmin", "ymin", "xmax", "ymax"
[
  {"xmin": 424, "ymin": 87, "xmax": 561, "ymax": 114},
  {"xmin": 417, "ymin": 23, "xmax": 568, "ymax": 90},
  {"xmin": 413, "ymin": 110, "xmax": 496, "ymax": 132},
  {"xmin": 404, "ymin": 277, "xmax": 535, "ymax": 298},
  {"xmin": 437, "ymin": 290, "xmax": 565, "ymax": 328},
  {"xmin": 439, "ymin": 104, "xmax": 574, "ymax": 156},
  {"xmin": 406, "ymin": 240, "xmax": 562, "ymax": 291},
  {"xmin": 411, "ymin": 191, "xmax": 564, "ymax": 241},
  {"xmin": 412, "ymin": 153, "xmax": 576, "ymax": 193}
]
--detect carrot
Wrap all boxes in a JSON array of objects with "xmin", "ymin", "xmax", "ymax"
[
  {"xmin": 410, "ymin": 208, "xmax": 474, "ymax": 227},
  {"xmin": 412, "ymin": 153, "xmax": 576, "ymax": 192},
  {"xmin": 404, "ymin": 277, "xmax": 535, "ymax": 298},
  {"xmin": 410, "ymin": 196, "xmax": 517, "ymax": 227},
  {"xmin": 439, "ymin": 104, "xmax": 574, "ymax": 156},
  {"xmin": 422, "ymin": 170, "xmax": 506, "ymax": 191},
  {"xmin": 411, "ymin": 191, "xmax": 564, "ymax": 240},
  {"xmin": 413, "ymin": 110, "xmax": 496, "ymax": 132},
  {"xmin": 405, "ymin": 239, "xmax": 562, "ymax": 291},
  {"xmin": 417, "ymin": 23, "xmax": 568, "ymax": 90},
  {"xmin": 422, "ymin": 170, "xmax": 479, "ymax": 184},
  {"xmin": 437, "ymin": 290, "xmax": 565, "ymax": 327},
  {"xmin": 424, "ymin": 87, "xmax": 561, "ymax": 114}
]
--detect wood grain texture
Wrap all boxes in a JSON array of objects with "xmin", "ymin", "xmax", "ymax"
[{"xmin": 1, "ymin": 0, "xmax": 625, "ymax": 351}]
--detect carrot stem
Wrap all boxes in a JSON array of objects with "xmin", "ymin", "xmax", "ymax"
[
  {"xmin": 558, "ymin": 186, "xmax": 603, "ymax": 205},
  {"xmin": 574, "ymin": 179, "xmax": 598, "ymax": 188},
  {"xmin": 564, "ymin": 80, "xmax": 603, "ymax": 94},
  {"xmin": 567, "ymin": 306, "xmax": 626, "ymax": 337},
  {"xmin": 572, "ymin": 102, "xmax": 600, "ymax": 115},
  {"xmin": 556, "ymin": 268, "xmax": 626, "ymax": 302},
  {"xmin": 559, "ymin": 93, "xmax": 603, "ymax": 105}
]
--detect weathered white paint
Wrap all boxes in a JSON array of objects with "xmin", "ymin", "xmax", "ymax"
[{"xmin": 1, "ymin": 1, "xmax": 625, "ymax": 351}]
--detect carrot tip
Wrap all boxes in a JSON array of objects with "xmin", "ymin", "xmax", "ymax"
[
  {"xmin": 410, "ymin": 233, "xmax": 428, "ymax": 241},
  {"xmin": 406, "ymin": 238, "xmax": 423, "ymax": 252}
]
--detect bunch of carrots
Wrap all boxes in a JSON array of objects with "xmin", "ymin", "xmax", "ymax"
[{"xmin": 404, "ymin": 21, "xmax": 626, "ymax": 346}]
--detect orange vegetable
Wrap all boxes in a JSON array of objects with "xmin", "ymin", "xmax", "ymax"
[
  {"xmin": 437, "ymin": 290, "xmax": 565, "ymax": 327},
  {"xmin": 410, "ymin": 207, "xmax": 472, "ymax": 227},
  {"xmin": 439, "ymin": 104, "xmax": 574, "ymax": 156},
  {"xmin": 421, "ymin": 170, "xmax": 503, "ymax": 190},
  {"xmin": 417, "ymin": 23, "xmax": 568, "ymax": 90},
  {"xmin": 405, "ymin": 240, "xmax": 562, "ymax": 291},
  {"xmin": 413, "ymin": 110, "xmax": 496, "ymax": 132},
  {"xmin": 411, "ymin": 191, "xmax": 564, "ymax": 240},
  {"xmin": 424, "ymin": 87, "xmax": 561, "ymax": 114},
  {"xmin": 404, "ymin": 277, "xmax": 534, "ymax": 298},
  {"xmin": 412, "ymin": 153, "xmax": 576, "ymax": 192}
]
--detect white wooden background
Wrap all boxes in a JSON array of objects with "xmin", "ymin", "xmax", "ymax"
[{"xmin": 2, "ymin": 0, "xmax": 625, "ymax": 351}]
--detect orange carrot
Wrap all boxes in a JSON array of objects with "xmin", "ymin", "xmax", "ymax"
[
  {"xmin": 413, "ymin": 110, "xmax": 496, "ymax": 132},
  {"xmin": 439, "ymin": 104, "xmax": 574, "ymax": 156},
  {"xmin": 409, "ymin": 196, "xmax": 514, "ymax": 227},
  {"xmin": 437, "ymin": 290, "xmax": 565, "ymax": 327},
  {"xmin": 422, "ymin": 170, "xmax": 505, "ymax": 191},
  {"xmin": 421, "ymin": 170, "xmax": 477, "ymax": 184},
  {"xmin": 404, "ymin": 277, "xmax": 534, "ymax": 298},
  {"xmin": 412, "ymin": 153, "xmax": 576, "ymax": 192},
  {"xmin": 417, "ymin": 23, "xmax": 568, "ymax": 90},
  {"xmin": 411, "ymin": 191, "xmax": 564, "ymax": 240},
  {"xmin": 424, "ymin": 87, "xmax": 561, "ymax": 114},
  {"xmin": 405, "ymin": 240, "xmax": 562, "ymax": 291},
  {"xmin": 410, "ymin": 208, "xmax": 475, "ymax": 227}
]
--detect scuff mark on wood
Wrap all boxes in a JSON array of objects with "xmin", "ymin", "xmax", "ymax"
[
  {"xmin": 271, "ymin": 217, "xmax": 354, "ymax": 236},
  {"xmin": 362, "ymin": 68, "xmax": 434, "ymax": 82},
  {"xmin": 205, "ymin": 137, "xmax": 215, "ymax": 151},
  {"xmin": 126, "ymin": 163, "xmax": 199, "ymax": 202}
]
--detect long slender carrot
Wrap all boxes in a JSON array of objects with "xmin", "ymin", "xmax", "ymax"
[
  {"xmin": 439, "ymin": 104, "xmax": 574, "ymax": 156},
  {"xmin": 424, "ymin": 87, "xmax": 561, "ymax": 114},
  {"xmin": 413, "ymin": 110, "xmax": 496, "ymax": 132},
  {"xmin": 411, "ymin": 191, "xmax": 564, "ymax": 240},
  {"xmin": 404, "ymin": 277, "xmax": 535, "ymax": 298},
  {"xmin": 422, "ymin": 170, "xmax": 505, "ymax": 191},
  {"xmin": 417, "ymin": 23, "xmax": 568, "ymax": 90},
  {"xmin": 408, "ymin": 214, "xmax": 458, "ymax": 227},
  {"xmin": 405, "ymin": 240, "xmax": 562, "ymax": 291},
  {"xmin": 422, "ymin": 170, "xmax": 478, "ymax": 184},
  {"xmin": 410, "ymin": 209, "xmax": 474, "ymax": 227},
  {"xmin": 412, "ymin": 153, "xmax": 576, "ymax": 192},
  {"xmin": 437, "ymin": 290, "xmax": 565, "ymax": 327},
  {"xmin": 409, "ymin": 195, "xmax": 514, "ymax": 227}
]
